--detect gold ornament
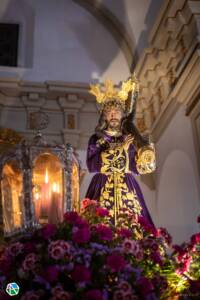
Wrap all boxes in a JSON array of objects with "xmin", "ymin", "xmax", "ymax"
[
  {"xmin": 136, "ymin": 143, "xmax": 156, "ymax": 174},
  {"xmin": 89, "ymin": 75, "xmax": 139, "ymax": 112}
]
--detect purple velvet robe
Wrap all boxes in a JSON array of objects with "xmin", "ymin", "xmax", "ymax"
[{"xmin": 85, "ymin": 132, "xmax": 154, "ymax": 226}]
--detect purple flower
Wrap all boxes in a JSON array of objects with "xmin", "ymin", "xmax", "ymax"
[
  {"xmin": 106, "ymin": 253, "xmax": 126, "ymax": 272},
  {"xmin": 44, "ymin": 265, "xmax": 59, "ymax": 282},
  {"xmin": 96, "ymin": 207, "xmax": 109, "ymax": 217},
  {"xmin": 137, "ymin": 277, "xmax": 154, "ymax": 296},
  {"xmin": 41, "ymin": 223, "xmax": 57, "ymax": 239},
  {"xmin": 118, "ymin": 228, "xmax": 132, "ymax": 239},
  {"xmin": 72, "ymin": 227, "xmax": 90, "ymax": 244},
  {"xmin": 84, "ymin": 289, "xmax": 103, "ymax": 300},
  {"xmin": 24, "ymin": 242, "xmax": 36, "ymax": 254},
  {"xmin": 71, "ymin": 265, "xmax": 91, "ymax": 283},
  {"xmin": 150, "ymin": 252, "xmax": 163, "ymax": 266},
  {"xmin": 64, "ymin": 211, "xmax": 81, "ymax": 225},
  {"xmin": 96, "ymin": 225, "xmax": 113, "ymax": 241}
]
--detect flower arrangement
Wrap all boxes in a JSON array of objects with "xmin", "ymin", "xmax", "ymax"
[{"xmin": 0, "ymin": 199, "xmax": 199, "ymax": 300}]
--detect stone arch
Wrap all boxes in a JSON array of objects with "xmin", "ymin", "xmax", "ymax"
[{"xmin": 73, "ymin": 0, "xmax": 135, "ymax": 70}]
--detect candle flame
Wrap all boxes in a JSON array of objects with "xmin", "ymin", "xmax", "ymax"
[
  {"xmin": 45, "ymin": 169, "xmax": 49, "ymax": 184},
  {"xmin": 52, "ymin": 182, "xmax": 57, "ymax": 192}
]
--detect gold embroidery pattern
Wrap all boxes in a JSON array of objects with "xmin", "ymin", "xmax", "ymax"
[{"xmin": 100, "ymin": 145, "xmax": 142, "ymax": 224}]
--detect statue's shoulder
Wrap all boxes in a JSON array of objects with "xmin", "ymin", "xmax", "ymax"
[{"xmin": 88, "ymin": 133, "xmax": 98, "ymax": 144}]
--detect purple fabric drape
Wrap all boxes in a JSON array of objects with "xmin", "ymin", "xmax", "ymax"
[{"xmin": 85, "ymin": 132, "xmax": 155, "ymax": 227}]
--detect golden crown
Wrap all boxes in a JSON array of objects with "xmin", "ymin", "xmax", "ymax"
[{"xmin": 89, "ymin": 75, "xmax": 139, "ymax": 112}]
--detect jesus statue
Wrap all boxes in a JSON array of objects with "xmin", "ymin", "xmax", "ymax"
[{"xmin": 85, "ymin": 76, "xmax": 156, "ymax": 226}]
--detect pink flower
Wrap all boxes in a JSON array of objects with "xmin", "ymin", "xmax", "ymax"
[
  {"xmin": 182, "ymin": 256, "xmax": 192, "ymax": 273},
  {"xmin": 48, "ymin": 240, "xmax": 70, "ymax": 260},
  {"xmin": 122, "ymin": 239, "xmax": 141, "ymax": 256},
  {"xmin": 118, "ymin": 228, "xmax": 132, "ymax": 239},
  {"xmin": 7, "ymin": 242, "xmax": 23, "ymax": 257},
  {"xmin": 44, "ymin": 265, "xmax": 59, "ymax": 282},
  {"xmin": 81, "ymin": 198, "xmax": 97, "ymax": 209},
  {"xmin": 71, "ymin": 265, "xmax": 91, "ymax": 283},
  {"xmin": 84, "ymin": 289, "xmax": 103, "ymax": 300},
  {"xmin": 41, "ymin": 223, "xmax": 57, "ymax": 239},
  {"xmin": 72, "ymin": 227, "xmax": 90, "ymax": 244},
  {"xmin": 156, "ymin": 227, "xmax": 172, "ymax": 245},
  {"xmin": 106, "ymin": 253, "xmax": 126, "ymax": 272},
  {"xmin": 113, "ymin": 290, "xmax": 126, "ymax": 300},
  {"xmin": 22, "ymin": 253, "xmax": 38, "ymax": 271},
  {"xmin": 96, "ymin": 207, "xmax": 109, "ymax": 217},
  {"xmin": 117, "ymin": 280, "xmax": 132, "ymax": 293},
  {"xmin": 96, "ymin": 224, "xmax": 113, "ymax": 241},
  {"xmin": 51, "ymin": 285, "xmax": 63, "ymax": 295},
  {"xmin": 21, "ymin": 291, "xmax": 40, "ymax": 300}
]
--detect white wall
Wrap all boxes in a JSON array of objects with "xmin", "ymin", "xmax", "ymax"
[
  {"xmin": 155, "ymin": 106, "xmax": 200, "ymax": 243},
  {"xmin": 0, "ymin": 0, "xmax": 130, "ymax": 83}
]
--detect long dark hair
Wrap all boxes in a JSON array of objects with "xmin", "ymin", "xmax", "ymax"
[{"xmin": 95, "ymin": 105, "xmax": 149, "ymax": 149}]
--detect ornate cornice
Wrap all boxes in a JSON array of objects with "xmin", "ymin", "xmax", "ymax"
[{"xmin": 134, "ymin": 0, "xmax": 200, "ymax": 141}]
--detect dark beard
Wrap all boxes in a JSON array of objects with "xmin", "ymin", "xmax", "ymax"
[{"xmin": 107, "ymin": 120, "xmax": 121, "ymax": 131}]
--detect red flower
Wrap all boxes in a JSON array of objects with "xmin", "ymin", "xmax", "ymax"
[
  {"xmin": 106, "ymin": 253, "xmax": 126, "ymax": 272},
  {"xmin": 63, "ymin": 211, "xmax": 81, "ymax": 225},
  {"xmin": 41, "ymin": 223, "xmax": 57, "ymax": 239},
  {"xmin": 191, "ymin": 233, "xmax": 200, "ymax": 245},
  {"xmin": 96, "ymin": 224, "xmax": 113, "ymax": 241},
  {"xmin": 118, "ymin": 228, "xmax": 132, "ymax": 239},
  {"xmin": 138, "ymin": 216, "xmax": 157, "ymax": 236},
  {"xmin": 96, "ymin": 207, "xmax": 109, "ymax": 217},
  {"xmin": 84, "ymin": 289, "xmax": 103, "ymax": 300},
  {"xmin": 72, "ymin": 227, "xmax": 90, "ymax": 244},
  {"xmin": 71, "ymin": 265, "xmax": 91, "ymax": 283}
]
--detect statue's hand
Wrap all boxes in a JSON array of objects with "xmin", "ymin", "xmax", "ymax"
[{"xmin": 123, "ymin": 134, "xmax": 134, "ymax": 150}]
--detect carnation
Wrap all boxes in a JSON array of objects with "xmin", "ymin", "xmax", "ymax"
[
  {"xmin": 71, "ymin": 265, "xmax": 91, "ymax": 283},
  {"xmin": 106, "ymin": 252, "xmax": 126, "ymax": 272},
  {"xmin": 96, "ymin": 224, "xmax": 113, "ymax": 241}
]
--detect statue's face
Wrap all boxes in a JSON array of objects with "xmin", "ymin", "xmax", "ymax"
[{"xmin": 104, "ymin": 107, "xmax": 123, "ymax": 130}]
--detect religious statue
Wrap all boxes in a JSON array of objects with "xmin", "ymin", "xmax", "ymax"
[{"xmin": 85, "ymin": 76, "xmax": 156, "ymax": 225}]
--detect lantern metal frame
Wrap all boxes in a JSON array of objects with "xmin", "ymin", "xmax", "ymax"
[{"xmin": 0, "ymin": 132, "xmax": 81, "ymax": 238}]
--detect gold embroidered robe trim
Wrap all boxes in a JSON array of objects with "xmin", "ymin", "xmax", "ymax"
[{"xmin": 99, "ymin": 145, "xmax": 142, "ymax": 224}]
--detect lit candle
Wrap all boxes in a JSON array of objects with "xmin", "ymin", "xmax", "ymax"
[
  {"xmin": 49, "ymin": 182, "xmax": 61, "ymax": 224},
  {"xmin": 41, "ymin": 169, "xmax": 50, "ymax": 218}
]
